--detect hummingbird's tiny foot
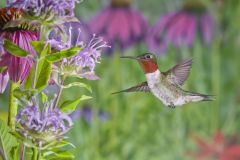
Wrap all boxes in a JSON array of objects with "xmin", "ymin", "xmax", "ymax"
[{"xmin": 168, "ymin": 103, "xmax": 176, "ymax": 109}]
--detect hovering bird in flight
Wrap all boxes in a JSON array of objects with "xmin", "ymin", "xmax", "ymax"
[{"xmin": 113, "ymin": 53, "xmax": 213, "ymax": 108}]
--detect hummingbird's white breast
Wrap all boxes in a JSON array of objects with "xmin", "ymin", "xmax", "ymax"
[{"xmin": 145, "ymin": 70, "xmax": 184, "ymax": 106}]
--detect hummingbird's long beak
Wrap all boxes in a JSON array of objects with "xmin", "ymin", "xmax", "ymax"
[{"xmin": 120, "ymin": 56, "xmax": 138, "ymax": 60}]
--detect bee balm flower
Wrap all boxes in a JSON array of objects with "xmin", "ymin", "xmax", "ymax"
[
  {"xmin": 16, "ymin": 104, "xmax": 73, "ymax": 147},
  {"xmin": 49, "ymin": 23, "xmax": 110, "ymax": 80}
]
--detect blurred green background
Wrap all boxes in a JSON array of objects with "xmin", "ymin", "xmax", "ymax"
[{"xmin": 1, "ymin": 0, "xmax": 240, "ymax": 159}]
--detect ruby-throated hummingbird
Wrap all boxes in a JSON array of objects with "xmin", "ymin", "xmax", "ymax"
[{"xmin": 113, "ymin": 53, "xmax": 214, "ymax": 108}]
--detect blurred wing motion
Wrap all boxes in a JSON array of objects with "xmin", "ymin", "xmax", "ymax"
[
  {"xmin": 112, "ymin": 82, "xmax": 150, "ymax": 94},
  {"xmin": 164, "ymin": 59, "xmax": 192, "ymax": 86}
]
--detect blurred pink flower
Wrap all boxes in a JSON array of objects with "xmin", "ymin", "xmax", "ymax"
[
  {"xmin": 0, "ymin": 8, "xmax": 38, "ymax": 92},
  {"xmin": 189, "ymin": 132, "xmax": 240, "ymax": 160},
  {"xmin": 146, "ymin": 1, "xmax": 215, "ymax": 55},
  {"xmin": 0, "ymin": 73, "xmax": 9, "ymax": 93},
  {"xmin": 88, "ymin": 0, "xmax": 148, "ymax": 54}
]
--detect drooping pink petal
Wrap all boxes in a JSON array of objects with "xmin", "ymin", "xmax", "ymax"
[
  {"xmin": 172, "ymin": 14, "xmax": 190, "ymax": 47},
  {"xmin": 88, "ymin": 7, "xmax": 148, "ymax": 54},
  {"xmin": 184, "ymin": 15, "xmax": 196, "ymax": 47},
  {"xmin": 0, "ymin": 73, "xmax": 9, "ymax": 93},
  {"xmin": 0, "ymin": 31, "xmax": 38, "ymax": 82},
  {"xmin": 156, "ymin": 13, "xmax": 176, "ymax": 32},
  {"xmin": 107, "ymin": 10, "xmax": 122, "ymax": 42},
  {"xmin": 145, "ymin": 14, "xmax": 174, "ymax": 55},
  {"xmin": 200, "ymin": 14, "xmax": 214, "ymax": 45},
  {"xmin": 89, "ymin": 8, "xmax": 111, "ymax": 34},
  {"xmin": 165, "ymin": 13, "xmax": 188, "ymax": 46},
  {"xmin": 146, "ymin": 4, "xmax": 215, "ymax": 56},
  {"xmin": 117, "ymin": 10, "xmax": 131, "ymax": 47},
  {"xmin": 130, "ymin": 9, "xmax": 147, "ymax": 38}
]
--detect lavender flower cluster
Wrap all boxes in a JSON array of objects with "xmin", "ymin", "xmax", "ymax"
[
  {"xmin": 16, "ymin": 103, "xmax": 73, "ymax": 146},
  {"xmin": 7, "ymin": 0, "xmax": 80, "ymax": 16},
  {"xmin": 50, "ymin": 23, "xmax": 110, "ymax": 80},
  {"xmin": 0, "ymin": 0, "xmax": 109, "ymax": 158}
]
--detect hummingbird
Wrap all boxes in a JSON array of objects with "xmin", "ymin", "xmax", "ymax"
[{"xmin": 113, "ymin": 53, "xmax": 214, "ymax": 108}]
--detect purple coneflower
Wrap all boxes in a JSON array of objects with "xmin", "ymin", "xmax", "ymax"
[
  {"xmin": 146, "ymin": 1, "xmax": 215, "ymax": 55},
  {"xmin": 16, "ymin": 103, "xmax": 73, "ymax": 147},
  {"xmin": 88, "ymin": 0, "xmax": 148, "ymax": 54},
  {"xmin": 0, "ymin": 8, "xmax": 38, "ymax": 92},
  {"xmin": 49, "ymin": 22, "xmax": 110, "ymax": 80}
]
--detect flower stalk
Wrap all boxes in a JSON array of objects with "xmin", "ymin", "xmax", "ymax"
[
  {"xmin": 54, "ymin": 85, "xmax": 64, "ymax": 108},
  {"xmin": 32, "ymin": 59, "xmax": 39, "ymax": 89},
  {"xmin": 54, "ymin": 75, "xmax": 65, "ymax": 108},
  {"xmin": 32, "ymin": 148, "xmax": 38, "ymax": 160},
  {"xmin": 20, "ymin": 144, "xmax": 26, "ymax": 160},
  {"xmin": 37, "ymin": 149, "xmax": 41, "ymax": 160},
  {"xmin": 7, "ymin": 81, "xmax": 18, "ymax": 130}
]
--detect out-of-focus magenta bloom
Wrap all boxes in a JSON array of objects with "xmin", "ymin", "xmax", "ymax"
[
  {"xmin": 0, "ymin": 8, "xmax": 38, "ymax": 89},
  {"xmin": 88, "ymin": 0, "xmax": 148, "ymax": 54},
  {"xmin": 146, "ymin": 1, "xmax": 215, "ymax": 55},
  {"xmin": 189, "ymin": 132, "xmax": 240, "ymax": 160}
]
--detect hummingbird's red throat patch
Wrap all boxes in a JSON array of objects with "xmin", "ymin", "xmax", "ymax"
[{"xmin": 139, "ymin": 60, "xmax": 158, "ymax": 74}]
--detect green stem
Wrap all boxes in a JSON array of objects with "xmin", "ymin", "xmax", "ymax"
[
  {"xmin": 37, "ymin": 149, "xmax": 41, "ymax": 160},
  {"xmin": 32, "ymin": 148, "xmax": 37, "ymax": 160},
  {"xmin": 20, "ymin": 144, "xmax": 25, "ymax": 160},
  {"xmin": 32, "ymin": 60, "xmax": 39, "ymax": 89},
  {"xmin": 54, "ymin": 76, "xmax": 65, "ymax": 108},
  {"xmin": 40, "ymin": 26, "xmax": 47, "ymax": 41},
  {"xmin": 7, "ymin": 81, "xmax": 18, "ymax": 130},
  {"xmin": 54, "ymin": 85, "xmax": 63, "ymax": 108}
]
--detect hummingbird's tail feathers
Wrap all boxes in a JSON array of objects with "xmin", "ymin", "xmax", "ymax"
[
  {"xmin": 200, "ymin": 94, "xmax": 216, "ymax": 101},
  {"xmin": 184, "ymin": 91, "xmax": 215, "ymax": 102}
]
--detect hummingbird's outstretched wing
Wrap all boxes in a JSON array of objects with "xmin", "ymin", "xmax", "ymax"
[
  {"xmin": 112, "ymin": 82, "xmax": 150, "ymax": 94},
  {"xmin": 164, "ymin": 59, "xmax": 192, "ymax": 86}
]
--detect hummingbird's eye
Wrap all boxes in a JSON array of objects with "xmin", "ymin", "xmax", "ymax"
[{"xmin": 145, "ymin": 55, "xmax": 152, "ymax": 59}]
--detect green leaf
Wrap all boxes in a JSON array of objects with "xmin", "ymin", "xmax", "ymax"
[
  {"xmin": 0, "ymin": 67, "xmax": 7, "ymax": 74},
  {"xmin": 53, "ymin": 141, "xmax": 75, "ymax": 149},
  {"xmin": 45, "ymin": 47, "xmax": 81, "ymax": 62},
  {"xmin": 3, "ymin": 40, "xmax": 29, "ymax": 57},
  {"xmin": 24, "ymin": 65, "xmax": 35, "ymax": 90},
  {"xmin": 43, "ymin": 140, "xmax": 75, "ymax": 151},
  {"xmin": 60, "ymin": 95, "xmax": 92, "ymax": 114},
  {"xmin": 13, "ymin": 88, "xmax": 37, "ymax": 103},
  {"xmin": 41, "ymin": 92, "xmax": 47, "ymax": 104},
  {"xmin": 62, "ymin": 82, "xmax": 92, "ymax": 92},
  {"xmin": 46, "ymin": 150, "xmax": 74, "ymax": 159},
  {"xmin": 31, "ymin": 41, "xmax": 50, "ymax": 58},
  {"xmin": 0, "ymin": 120, "xmax": 18, "ymax": 160},
  {"xmin": 30, "ymin": 41, "xmax": 45, "ymax": 56},
  {"xmin": 35, "ymin": 59, "xmax": 52, "ymax": 92}
]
